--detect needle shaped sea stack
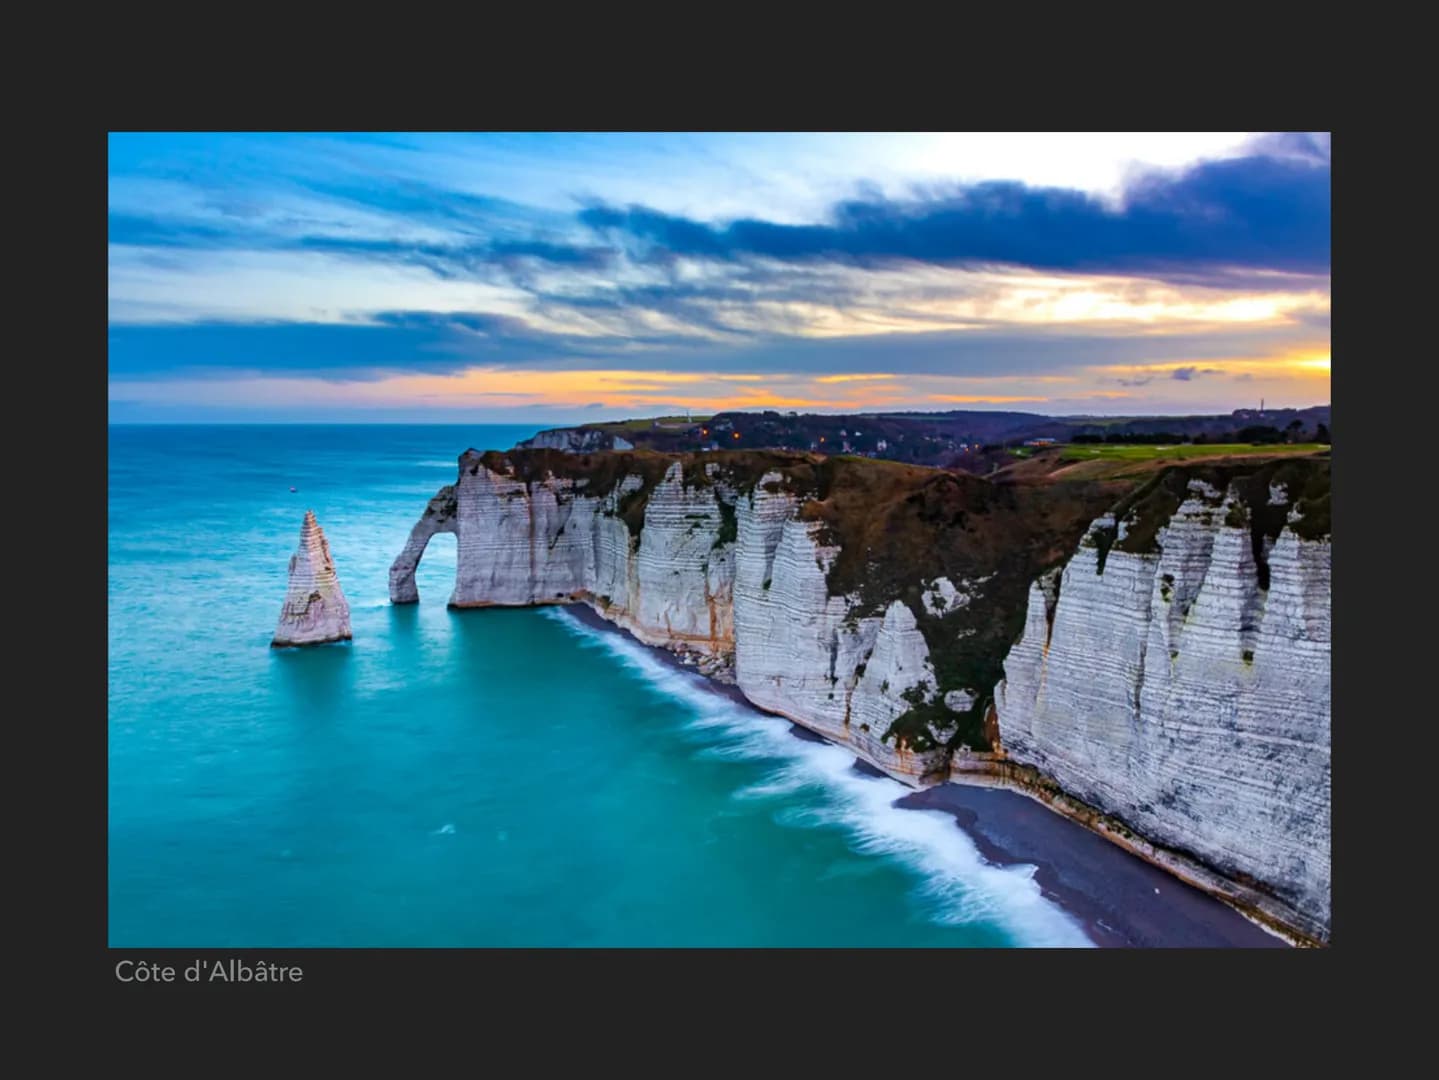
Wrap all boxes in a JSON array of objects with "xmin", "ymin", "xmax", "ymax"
[{"xmin": 272, "ymin": 510, "xmax": 352, "ymax": 647}]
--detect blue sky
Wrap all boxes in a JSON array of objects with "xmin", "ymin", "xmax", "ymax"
[{"xmin": 108, "ymin": 132, "xmax": 1330, "ymax": 422}]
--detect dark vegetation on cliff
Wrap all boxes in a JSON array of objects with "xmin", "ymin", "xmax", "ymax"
[
  {"xmin": 477, "ymin": 446, "xmax": 1128, "ymax": 754},
  {"xmin": 1085, "ymin": 455, "xmax": 1330, "ymax": 588},
  {"xmin": 471, "ymin": 445, "xmax": 1328, "ymax": 755},
  {"xmin": 793, "ymin": 459, "xmax": 1129, "ymax": 752}
]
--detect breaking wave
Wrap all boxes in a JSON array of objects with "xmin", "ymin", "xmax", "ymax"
[{"xmin": 544, "ymin": 607, "xmax": 1093, "ymax": 948}]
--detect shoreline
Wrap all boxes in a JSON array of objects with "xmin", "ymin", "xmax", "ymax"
[
  {"xmin": 553, "ymin": 603, "xmax": 1286, "ymax": 948},
  {"xmin": 896, "ymin": 784, "xmax": 1282, "ymax": 948}
]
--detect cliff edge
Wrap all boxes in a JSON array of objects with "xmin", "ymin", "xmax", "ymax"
[
  {"xmin": 390, "ymin": 448, "xmax": 1131, "ymax": 765},
  {"xmin": 390, "ymin": 448, "xmax": 1331, "ymax": 943},
  {"xmin": 994, "ymin": 458, "xmax": 1330, "ymax": 942}
]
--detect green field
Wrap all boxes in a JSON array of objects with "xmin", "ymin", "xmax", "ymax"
[
  {"xmin": 1057, "ymin": 442, "xmax": 1326, "ymax": 462},
  {"xmin": 598, "ymin": 415, "xmax": 711, "ymax": 431}
]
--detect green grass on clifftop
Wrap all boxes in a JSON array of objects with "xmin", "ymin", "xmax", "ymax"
[{"xmin": 1060, "ymin": 442, "xmax": 1325, "ymax": 462}]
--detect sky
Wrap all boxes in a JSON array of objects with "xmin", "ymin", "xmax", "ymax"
[{"xmin": 108, "ymin": 132, "xmax": 1331, "ymax": 423}]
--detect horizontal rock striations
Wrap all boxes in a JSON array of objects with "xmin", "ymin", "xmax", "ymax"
[
  {"xmin": 273, "ymin": 510, "xmax": 352, "ymax": 647},
  {"xmin": 391, "ymin": 447, "xmax": 1331, "ymax": 942},
  {"xmin": 390, "ymin": 448, "xmax": 1120, "ymax": 781},
  {"xmin": 993, "ymin": 459, "xmax": 1331, "ymax": 942}
]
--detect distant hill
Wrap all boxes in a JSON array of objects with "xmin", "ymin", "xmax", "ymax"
[{"xmin": 516, "ymin": 406, "xmax": 1331, "ymax": 470}]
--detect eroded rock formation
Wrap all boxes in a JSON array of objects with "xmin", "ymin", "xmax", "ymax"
[
  {"xmin": 390, "ymin": 447, "xmax": 1331, "ymax": 942},
  {"xmin": 994, "ymin": 464, "xmax": 1331, "ymax": 942},
  {"xmin": 390, "ymin": 448, "xmax": 1119, "ymax": 780},
  {"xmin": 272, "ymin": 510, "xmax": 352, "ymax": 647}
]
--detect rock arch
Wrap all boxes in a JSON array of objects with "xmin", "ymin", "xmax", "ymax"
[{"xmin": 389, "ymin": 485, "xmax": 459, "ymax": 603}]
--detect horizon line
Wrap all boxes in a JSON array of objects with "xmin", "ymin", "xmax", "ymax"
[{"xmin": 107, "ymin": 402, "xmax": 1332, "ymax": 426}]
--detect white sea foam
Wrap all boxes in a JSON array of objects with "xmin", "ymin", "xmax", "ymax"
[{"xmin": 543, "ymin": 607, "xmax": 1093, "ymax": 948}]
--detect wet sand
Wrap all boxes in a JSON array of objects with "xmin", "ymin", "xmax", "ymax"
[
  {"xmin": 557, "ymin": 605, "xmax": 1286, "ymax": 948},
  {"xmin": 897, "ymin": 784, "xmax": 1284, "ymax": 948}
]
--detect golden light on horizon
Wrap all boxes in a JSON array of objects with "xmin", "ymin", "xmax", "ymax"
[
  {"xmin": 1095, "ymin": 347, "xmax": 1332, "ymax": 385},
  {"xmin": 813, "ymin": 373, "xmax": 897, "ymax": 384},
  {"xmin": 113, "ymin": 352, "xmax": 1329, "ymax": 417},
  {"xmin": 928, "ymin": 394, "xmax": 1049, "ymax": 404}
]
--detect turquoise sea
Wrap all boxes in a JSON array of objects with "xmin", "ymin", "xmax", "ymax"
[{"xmin": 108, "ymin": 425, "xmax": 1092, "ymax": 947}]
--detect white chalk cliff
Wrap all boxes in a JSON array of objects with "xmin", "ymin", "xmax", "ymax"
[
  {"xmin": 519, "ymin": 427, "xmax": 635, "ymax": 452},
  {"xmin": 391, "ymin": 451, "xmax": 955, "ymax": 780},
  {"xmin": 273, "ymin": 510, "xmax": 352, "ymax": 647},
  {"xmin": 391, "ymin": 449, "xmax": 1331, "ymax": 943},
  {"xmin": 994, "ymin": 476, "xmax": 1331, "ymax": 942}
]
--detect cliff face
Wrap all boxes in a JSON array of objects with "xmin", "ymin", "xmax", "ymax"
[
  {"xmin": 728, "ymin": 483, "xmax": 950, "ymax": 778},
  {"xmin": 273, "ymin": 510, "xmax": 352, "ymax": 647},
  {"xmin": 390, "ymin": 448, "xmax": 1331, "ymax": 942},
  {"xmin": 994, "ymin": 460, "xmax": 1331, "ymax": 942},
  {"xmin": 518, "ymin": 427, "xmax": 635, "ymax": 452},
  {"xmin": 391, "ymin": 449, "xmax": 1119, "ymax": 781}
]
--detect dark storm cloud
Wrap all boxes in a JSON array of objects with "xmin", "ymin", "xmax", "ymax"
[
  {"xmin": 107, "ymin": 312, "xmax": 585, "ymax": 377},
  {"xmin": 109, "ymin": 138, "xmax": 1329, "ymax": 391},
  {"xmin": 577, "ymin": 149, "xmax": 1329, "ymax": 284},
  {"xmin": 108, "ymin": 311, "xmax": 1317, "ymax": 381},
  {"xmin": 114, "ymin": 144, "xmax": 1328, "ymax": 297},
  {"xmin": 106, "ymin": 307, "xmax": 728, "ymax": 378}
]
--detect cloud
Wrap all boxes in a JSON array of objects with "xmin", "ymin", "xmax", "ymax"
[
  {"xmin": 106, "ymin": 311, "xmax": 590, "ymax": 376},
  {"xmin": 109, "ymin": 307, "xmax": 1327, "ymax": 387},
  {"xmin": 108, "ymin": 134, "xmax": 1329, "ymax": 417},
  {"xmin": 112, "ymin": 141, "xmax": 1328, "ymax": 302},
  {"xmin": 488, "ymin": 240, "xmax": 617, "ymax": 268},
  {"xmin": 1241, "ymin": 131, "xmax": 1330, "ymax": 165},
  {"xmin": 577, "ymin": 146, "xmax": 1329, "ymax": 284}
]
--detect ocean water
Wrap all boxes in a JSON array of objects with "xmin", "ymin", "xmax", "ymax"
[{"xmin": 108, "ymin": 425, "xmax": 1091, "ymax": 947}]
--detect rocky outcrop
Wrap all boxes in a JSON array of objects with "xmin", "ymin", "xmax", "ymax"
[
  {"xmin": 272, "ymin": 510, "xmax": 352, "ymax": 647},
  {"xmin": 993, "ymin": 466, "xmax": 1331, "ymax": 943},
  {"xmin": 518, "ymin": 427, "xmax": 635, "ymax": 453},
  {"xmin": 728, "ymin": 483, "xmax": 951, "ymax": 779},
  {"xmin": 387, "ymin": 450, "xmax": 1080, "ymax": 782},
  {"xmin": 390, "ymin": 447, "xmax": 1331, "ymax": 942},
  {"xmin": 388, "ymin": 486, "xmax": 457, "ymax": 605}
]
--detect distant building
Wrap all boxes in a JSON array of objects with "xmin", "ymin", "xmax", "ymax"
[{"xmin": 1024, "ymin": 437, "xmax": 1057, "ymax": 447}]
